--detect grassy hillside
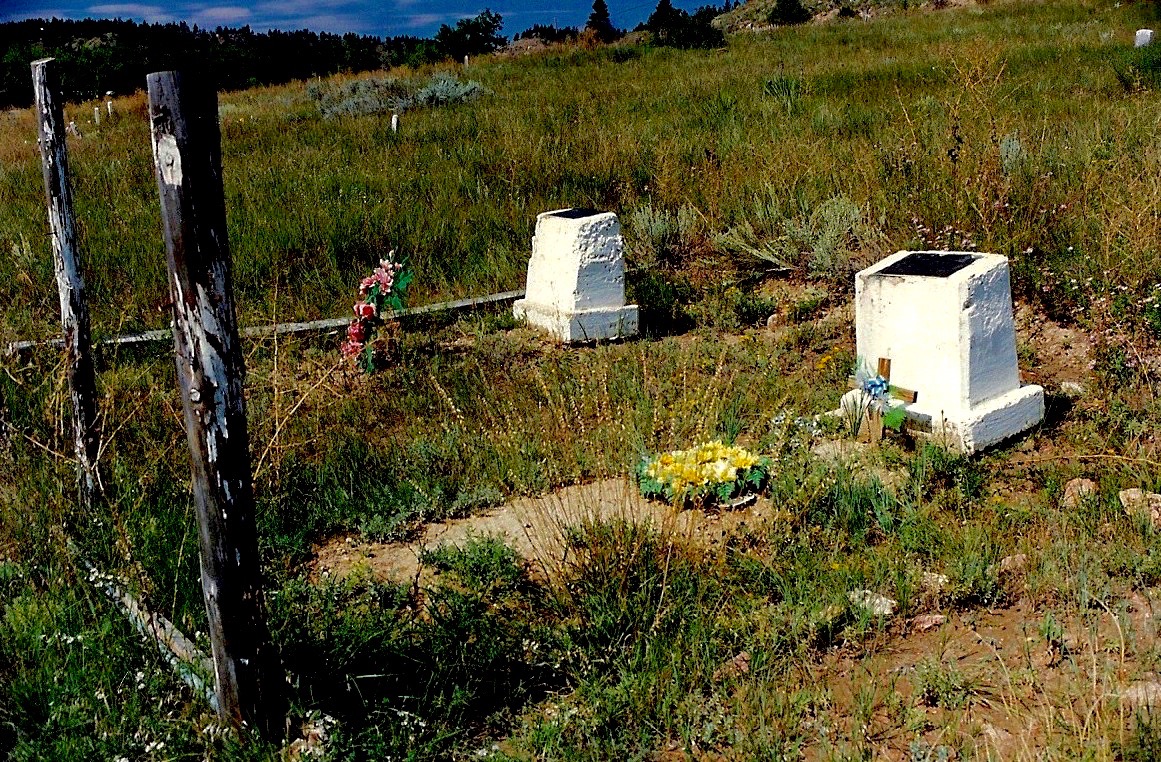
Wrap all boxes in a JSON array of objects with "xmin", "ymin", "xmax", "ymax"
[
  {"xmin": 1, "ymin": 0, "xmax": 1158, "ymax": 342},
  {"xmin": 2, "ymin": 0, "xmax": 1161, "ymax": 758}
]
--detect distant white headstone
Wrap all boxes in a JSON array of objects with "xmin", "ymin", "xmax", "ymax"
[
  {"xmin": 839, "ymin": 250, "xmax": 1043, "ymax": 453},
  {"xmin": 106, "ymin": 100, "xmax": 113, "ymax": 116},
  {"xmin": 1136, "ymin": 29, "xmax": 1155, "ymax": 48},
  {"xmin": 514, "ymin": 209, "xmax": 639, "ymax": 342},
  {"xmin": 391, "ymin": 113, "xmax": 399, "ymax": 133},
  {"xmin": 92, "ymin": 105, "xmax": 100, "ymax": 125}
]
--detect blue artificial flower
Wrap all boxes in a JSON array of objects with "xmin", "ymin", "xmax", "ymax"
[{"xmin": 862, "ymin": 375, "xmax": 889, "ymax": 398}]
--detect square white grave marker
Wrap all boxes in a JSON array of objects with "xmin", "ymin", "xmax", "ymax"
[
  {"xmin": 513, "ymin": 208, "xmax": 639, "ymax": 342},
  {"xmin": 840, "ymin": 250, "xmax": 1044, "ymax": 453},
  {"xmin": 1137, "ymin": 29, "xmax": 1155, "ymax": 48}
]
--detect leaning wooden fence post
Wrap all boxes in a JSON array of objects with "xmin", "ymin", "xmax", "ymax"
[
  {"xmin": 146, "ymin": 70, "xmax": 285, "ymax": 741},
  {"xmin": 32, "ymin": 57, "xmax": 101, "ymax": 507}
]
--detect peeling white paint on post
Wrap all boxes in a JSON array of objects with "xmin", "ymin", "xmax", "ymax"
[
  {"xmin": 31, "ymin": 57, "xmax": 101, "ymax": 506},
  {"xmin": 146, "ymin": 70, "xmax": 285, "ymax": 742}
]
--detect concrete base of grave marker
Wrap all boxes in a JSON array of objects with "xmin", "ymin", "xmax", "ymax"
[
  {"xmin": 514, "ymin": 208, "xmax": 638, "ymax": 342},
  {"xmin": 838, "ymin": 250, "xmax": 1043, "ymax": 454}
]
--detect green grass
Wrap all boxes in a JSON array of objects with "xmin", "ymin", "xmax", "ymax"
[
  {"xmin": 3, "ymin": 0, "xmax": 1161, "ymax": 757},
  {"xmin": 1, "ymin": 0, "xmax": 1159, "ymax": 342},
  {"xmin": 3, "ymin": 311, "xmax": 1161, "ymax": 756}
]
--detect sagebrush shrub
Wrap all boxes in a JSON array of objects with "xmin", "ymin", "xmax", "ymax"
[
  {"xmin": 309, "ymin": 72, "xmax": 485, "ymax": 118},
  {"xmin": 628, "ymin": 202, "xmax": 700, "ymax": 265},
  {"xmin": 414, "ymin": 72, "xmax": 486, "ymax": 107}
]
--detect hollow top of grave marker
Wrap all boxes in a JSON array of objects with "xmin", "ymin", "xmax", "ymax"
[
  {"xmin": 547, "ymin": 207, "xmax": 602, "ymax": 220},
  {"xmin": 876, "ymin": 251, "xmax": 979, "ymax": 278}
]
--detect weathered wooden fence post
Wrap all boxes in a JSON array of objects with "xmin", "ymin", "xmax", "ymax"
[
  {"xmin": 145, "ymin": 70, "xmax": 285, "ymax": 741},
  {"xmin": 32, "ymin": 57, "xmax": 101, "ymax": 507}
]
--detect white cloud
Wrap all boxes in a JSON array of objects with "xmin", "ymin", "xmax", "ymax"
[
  {"xmin": 192, "ymin": 5, "xmax": 252, "ymax": 23},
  {"xmin": 253, "ymin": 0, "xmax": 358, "ymax": 13},
  {"xmin": 88, "ymin": 3, "xmax": 158, "ymax": 12},
  {"xmin": 401, "ymin": 11, "xmax": 462, "ymax": 28},
  {"xmin": 295, "ymin": 12, "xmax": 370, "ymax": 31},
  {"xmin": 86, "ymin": 3, "xmax": 180, "ymax": 22}
]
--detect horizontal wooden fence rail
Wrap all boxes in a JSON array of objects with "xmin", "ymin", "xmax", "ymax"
[
  {"xmin": 5, "ymin": 288, "xmax": 526, "ymax": 356},
  {"xmin": 68, "ymin": 541, "xmax": 217, "ymax": 711}
]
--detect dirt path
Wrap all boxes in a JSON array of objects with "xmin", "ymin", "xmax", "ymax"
[{"xmin": 313, "ymin": 477, "xmax": 779, "ymax": 585}]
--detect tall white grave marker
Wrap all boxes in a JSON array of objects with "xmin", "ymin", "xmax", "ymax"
[
  {"xmin": 514, "ymin": 208, "xmax": 638, "ymax": 342},
  {"xmin": 840, "ymin": 250, "xmax": 1043, "ymax": 453}
]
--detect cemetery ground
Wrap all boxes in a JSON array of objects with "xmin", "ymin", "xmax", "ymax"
[{"xmin": 1, "ymin": 0, "xmax": 1161, "ymax": 758}]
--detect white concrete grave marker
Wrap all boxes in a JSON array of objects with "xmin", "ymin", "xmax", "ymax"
[
  {"xmin": 513, "ymin": 208, "xmax": 639, "ymax": 342},
  {"xmin": 839, "ymin": 250, "xmax": 1043, "ymax": 453},
  {"xmin": 1137, "ymin": 29, "xmax": 1155, "ymax": 48}
]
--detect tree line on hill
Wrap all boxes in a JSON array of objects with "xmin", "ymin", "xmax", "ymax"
[
  {"xmin": 0, "ymin": 17, "xmax": 425, "ymax": 108},
  {"xmin": 515, "ymin": 0, "xmax": 740, "ymax": 48},
  {"xmin": 0, "ymin": 0, "xmax": 740, "ymax": 109}
]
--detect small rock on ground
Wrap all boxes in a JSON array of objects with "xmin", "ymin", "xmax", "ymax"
[
  {"xmin": 849, "ymin": 589, "xmax": 896, "ymax": 617},
  {"xmin": 981, "ymin": 722, "xmax": 1013, "ymax": 744},
  {"xmin": 998, "ymin": 553, "xmax": 1029, "ymax": 575},
  {"xmin": 921, "ymin": 572, "xmax": 949, "ymax": 594},
  {"xmin": 1060, "ymin": 381, "xmax": 1085, "ymax": 397},
  {"xmin": 1129, "ymin": 592, "xmax": 1155, "ymax": 619},
  {"xmin": 712, "ymin": 650, "xmax": 751, "ymax": 682},
  {"xmin": 1120, "ymin": 681, "xmax": 1161, "ymax": 708},
  {"xmin": 1061, "ymin": 478, "xmax": 1097, "ymax": 510},
  {"xmin": 287, "ymin": 714, "xmax": 337, "ymax": 760},
  {"xmin": 1120, "ymin": 488, "xmax": 1161, "ymax": 528},
  {"xmin": 911, "ymin": 613, "xmax": 947, "ymax": 633}
]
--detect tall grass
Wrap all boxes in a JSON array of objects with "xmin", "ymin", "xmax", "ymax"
[
  {"xmin": 0, "ymin": 0, "xmax": 1158, "ymax": 343},
  {"xmin": 4, "ymin": 0, "xmax": 1161, "ymax": 756}
]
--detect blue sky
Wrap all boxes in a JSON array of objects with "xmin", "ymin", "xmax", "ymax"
[{"xmin": 0, "ymin": 0, "xmax": 707, "ymax": 37}]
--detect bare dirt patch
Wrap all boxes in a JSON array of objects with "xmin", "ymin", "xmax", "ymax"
[
  {"xmin": 803, "ymin": 593, "xmax": 1161, "ymax": 759},
  {"xmin": 1014, "ymin": 303, "xmax": 1094, "ymax": 393},
  {"xmin": 312, "ymin": 478, "xmax": 783, "ymax": 585}
]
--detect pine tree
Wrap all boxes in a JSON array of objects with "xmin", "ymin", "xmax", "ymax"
[
  {"xmin": 646, "ymin": 0, "xmax": 683, "ymax": 44},
  {"xmin": 586, "ymin": 0, "xmax": 619, "ymax": 43},
  {"xmin": 768, "ymin": 0, "xmax": 813, "ymax": 26}
]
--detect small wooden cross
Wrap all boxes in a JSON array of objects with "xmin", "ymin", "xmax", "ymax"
[{"xmin": 847, "ymin": 358, "xmax": 918, "ymax": 443}]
